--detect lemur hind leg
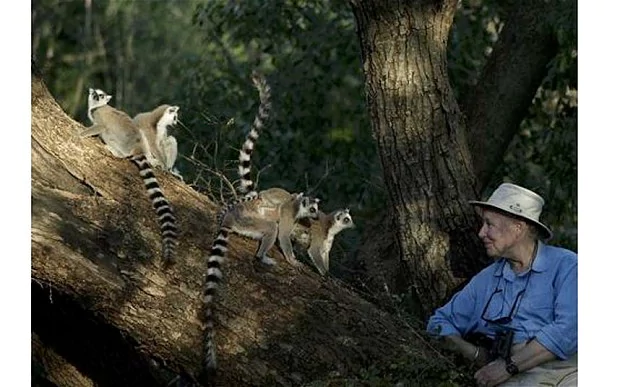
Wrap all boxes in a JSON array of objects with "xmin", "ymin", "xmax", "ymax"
[
  {"xmin": 254, "ymin": 220, "xmax": 279, "ymax": 266},
  {"xmin": 277, "ymin": 227, "xmax": 303, "ymax": 268},
  {"xmin": 161, "ymin": 136, "xmax": 178, "ymax": 171},
  {"xmin": 223, "ymin": 210, "xmax": 279, "ymax": 266},
  {"xmin": 80, "ymin": 124, "xmax": 103, "ymax": 137}
]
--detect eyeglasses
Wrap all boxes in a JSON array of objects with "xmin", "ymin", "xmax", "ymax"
[
  {"xmin": 481, "ymin": 262, "xmax": 533, "ymax": 326},
  {"xmin": 481, "ymin": 287, "xmax": 527, "ymax": 325}
]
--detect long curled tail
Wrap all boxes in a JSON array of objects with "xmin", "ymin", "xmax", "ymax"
[
  {"xmin": 203, "ymin": 226, "xmax": 230, "ymax": 373},
  {"xmin": 238, "ymin": 70, "xmax": 271, "ymax": 197},
  {"xmin": 131, "ymin": 154, "xmax": 178, "ymax": 264}
]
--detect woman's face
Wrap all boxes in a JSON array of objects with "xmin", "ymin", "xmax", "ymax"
[{"xmin": 477, "ymin": 209, "xmax": 522, "ymax": 258}]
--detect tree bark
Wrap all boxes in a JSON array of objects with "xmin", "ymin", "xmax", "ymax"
[
  {"xmin": 350, "ymin": 0, "xmax": 487, "ymax": 317},
  {"xmin": 32, "ymin": 333, "xmax": 95, "ymax": 387},
  {"xmin": 463, "ymin": 0, "xmax": 563, "ymax": 191},
  {"xmin": 31, "ymin": 69, "xmax": 450, "ymax": 386}
]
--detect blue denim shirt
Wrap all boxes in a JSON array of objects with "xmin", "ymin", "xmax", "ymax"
[{"xmin": 426, "ymin": 241, "xmax": 577, "ymax": 359}]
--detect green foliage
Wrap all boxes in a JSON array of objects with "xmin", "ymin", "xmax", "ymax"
[
  {"xmin": 32, "ymin": 0, "xmax": 205, "ymax": 120},
  {"xmin": 448, "ymin": 0, "xmax": 502, "ymax": 101},
  {"xmin": 482, "ymin": 1, "xmax": 578, "ymax": 251},
  {"xmin": 187, "ymin": 0, "xmax": 382, "ymax": 209},
  {"xmin": 303, "ymin": 344, "xmax": 476, "ymax": 386}
]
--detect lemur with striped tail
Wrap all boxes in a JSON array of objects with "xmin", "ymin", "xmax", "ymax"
[
  {"xmin": 81, "ymin": 88, "xmax": 178, "ymax": 265},
  {"xmin": 224, "ymin": 71, "xmax": 355, "ymax": 276},
  {"xmin": 216, "ymin": 71, "xmax": 302, "ymax": 222},
  {"xmin": 215, "ymin": 71, "xmax": 293, "ymax": 223},
  {"xmin": 202, "ymin": 71, "xmax": 321, "ymax": 373},
  {"xmin": 132, "ymin": 104, "xmax": 182, "ymax": 178},
  {"xmin": 203, "ymin": 191, "xmax": 320, "ymax": 372}
]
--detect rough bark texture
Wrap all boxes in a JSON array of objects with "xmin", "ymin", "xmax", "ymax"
[
  {"xmin": 31, "ymin": 71, "xmax": 450, "ymax": 386},
  {"xmin": 32, "ymin": 333, "xmax": 95, "ymax": 387},
  {"xmin": 464, "ymin": 0, "xmax": 562, "ymax": 190},
  {"xmin": 350, "ymin": 0, "xmax": 488, "ymax": 317}
]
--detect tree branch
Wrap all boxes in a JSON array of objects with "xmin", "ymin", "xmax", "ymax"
[{"xmin": 463, "ymin": 0, "xmax": 565, "ymax": 190}]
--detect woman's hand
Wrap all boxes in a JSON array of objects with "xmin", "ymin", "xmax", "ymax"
[{"xmin": 474, "ymin": 359, "xmax": 512, "ymax": 387}]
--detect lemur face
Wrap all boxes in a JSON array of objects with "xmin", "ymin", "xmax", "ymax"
[
  {"xmin": 88, "ymin": 88, "xmax": 112, "ymax": 108},
  {"xmin": 334, "ymin": 209, "xmax": 355, "ymax": 231},
  {"xmin": 299, "ymin": 196, "xmax": 320, "ymax": 220},
  {"xmin": 160, "ymin": 106, "xmax": 179, "ymax": 127}
]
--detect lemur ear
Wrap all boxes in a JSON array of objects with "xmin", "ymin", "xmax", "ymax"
[
  {"xmin": 105, "ymin": 95, "xmax": 112, "ymax": 103},
  {"xmin": 88, "ymin": 88, "xmax": 94, "ymax": 94}
]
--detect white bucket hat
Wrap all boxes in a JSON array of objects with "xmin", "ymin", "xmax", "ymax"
[{"xmin": 469, "ymin": 183, "xmax": 553, "ymax": 240}]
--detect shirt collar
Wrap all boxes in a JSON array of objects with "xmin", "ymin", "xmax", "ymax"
[
  {"xmin": 492, "ymin": 240, "xmax": 549, "ymax": 277},
  {"xmin": 531, "ymin": 240, "xmax": 549, "ymax": 273}
]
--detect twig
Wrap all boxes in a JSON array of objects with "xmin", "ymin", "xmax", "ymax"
[
  {"xmin": 306, "ymin": 159, "xmax": 331, "ymax": 195},
  {"xmin": 180, "ymin": 155, "xmax": 236, "ymax": 204}
]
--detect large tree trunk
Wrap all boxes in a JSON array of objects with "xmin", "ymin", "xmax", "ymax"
[
  {"xmin": 464, "ymin": 0, "xmax": 565, "ymax": 190},
  {"xmin": 31, "ymin": 69, "xmax": 450, "ymax": 386},
  {"xmin": 350, "ymin": 0, "xmax": 486, "ymax": 317}
]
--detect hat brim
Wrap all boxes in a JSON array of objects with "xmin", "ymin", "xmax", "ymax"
[{"xmin": 469, "ymin": 201, "xmax": 553, "ymax": 241}]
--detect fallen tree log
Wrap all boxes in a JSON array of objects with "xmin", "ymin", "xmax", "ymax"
[{"xmin": 31, "ymin": 70, "xmax": 453, "ymax": 386}]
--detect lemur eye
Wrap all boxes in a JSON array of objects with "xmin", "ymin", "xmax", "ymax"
[
  {"xmin": 309, "ymin": 207, "xmax": 316, "ymax": 213},
  {"xmin": 343, "ymin": 218, "xmax": 350, "ymax": 223}
]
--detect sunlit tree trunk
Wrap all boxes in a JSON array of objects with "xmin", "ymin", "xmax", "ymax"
[{"xmin": 350, "ymin": 0, "xmax": 487, "ymax": 316}]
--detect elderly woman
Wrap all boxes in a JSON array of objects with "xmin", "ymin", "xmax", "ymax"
[{"xmin": 427, "ymin": 183, "xmax": 577, "ymax": 387}]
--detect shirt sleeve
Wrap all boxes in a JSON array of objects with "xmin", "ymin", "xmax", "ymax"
[
  {"xmin": 534, "ymin": 257, "xmax": 578, "ymax": 359},
  {"xmin": 426, "ymin": 275, "xmax": 481, "ymax": 337}
]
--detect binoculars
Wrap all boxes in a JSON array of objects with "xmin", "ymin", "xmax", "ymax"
[{"xmin": 489, "ymin": 329, "xmax": 515, "ymax": 360}]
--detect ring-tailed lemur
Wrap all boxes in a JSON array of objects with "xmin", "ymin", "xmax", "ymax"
[
  {"xmin": 203, "ymin": 191, "xmax": 320, "ymax": 372},
  {"xmin": 223, "ymin": 69, "xmax": 352, "ymax": 276},
  {"xmin": 81, "ymin": 88, "xmax": 178, "ymax": 265},
  {"xmin": 214, "ymin": 70, "xmax": 311, "ymax": 226},
  {"xmin": 214, "ymin": 70, "xmax": 274, "ymax": 225},
  {"xmin": 291, "ymin": 208, "xmax": 355, "ymax": 275},
  {"xmin": 132, "ymin": 104, "xmax": 181, "ymax": 178},
  {"xmin": 229, "ymin": 70, "xmax": 353, "ymax": 276}
]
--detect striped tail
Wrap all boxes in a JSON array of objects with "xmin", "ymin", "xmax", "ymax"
[
  {"xmin": 131, "ymin": 154, "xmax": 178, "ymax": 264},
  {"xmin": 203, "ymin": 226, "xmax": 230, "ymax": 372},
  {"xmin": 238, "ymin": 70, "xmax": 271, "ymax": 196}
]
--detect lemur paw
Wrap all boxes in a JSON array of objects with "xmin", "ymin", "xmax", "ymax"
[
  {"xmin": 287, "ymin": 257, "xmax": 304, "ymax": 269},
  {"xmin": 170, "ymin": 168, "xmax": 184, "ymax": 181},
  {"xmin": 258, "ymin": 256, "xmax": 277, "ymax": 266}
]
